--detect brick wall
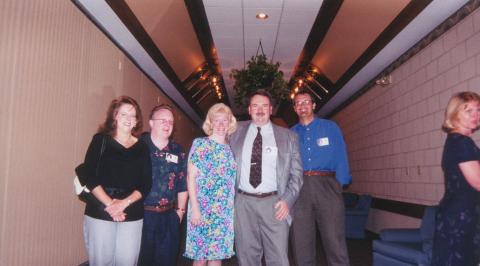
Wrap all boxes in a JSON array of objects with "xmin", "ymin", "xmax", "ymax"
[{"xmin": 333, "ymin": 8, "xmax": 480, "ymax": 231}]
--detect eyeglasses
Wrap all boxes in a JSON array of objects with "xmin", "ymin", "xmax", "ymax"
[
  {"xmin": 151, "ymin": 118, "xmax": 174, "ymax": 125},
  {"xmin": 294, "ymin": 100, "xmax": 312, "ymax": 106}
]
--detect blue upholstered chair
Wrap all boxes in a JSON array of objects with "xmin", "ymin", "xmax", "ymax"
[
  {"xmin": 344, "ymin": 193, "xmax": 372, "ymax": 239},
  {"xmin": 372, "ymin": 206, "xmax": 437, "ymax": 266}
]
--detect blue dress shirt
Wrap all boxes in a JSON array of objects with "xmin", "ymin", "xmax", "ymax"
[{"xmin": 291, "ymin": 118, "xmax": 352, "ymax": 185}]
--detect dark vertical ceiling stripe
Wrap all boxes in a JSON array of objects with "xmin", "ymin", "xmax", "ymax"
[
  {"xmin": 182, "ymin": 62, "xmax": 207, "ymax": 88},
  {"xmin": 290, "ymin": 0, "xmax": 344, "ymax": 80},
  {"xmin": 327, "ymin": 0, "xmax": 479, "ymax": 118},
  {"xmin": 71, "ymin": 0, "xmax": 202, "ymax": 126},
  {"xmin": 319, "ymin": 0, "xmax": 432, "ymax": 110},
  {"xmin": 278, "ymin": 0, "xmax": 343, "ymax": 126},
  {"xmin": 104, "ymin": 0, "xmax": 204, "ymax": 116},
  {"xmin": 184, "ymin": 0, "xmax": 231, "ymax": 105}
]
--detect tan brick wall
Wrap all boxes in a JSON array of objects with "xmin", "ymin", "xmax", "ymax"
[{"xmin": 333, "ymin": 8, "xmax": 480, "ymax": 232}]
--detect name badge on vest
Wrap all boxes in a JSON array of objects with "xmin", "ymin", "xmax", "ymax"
[
  {"xmin": 166, "ymin": 153, "xmax": 178, "ymax": 163},
  {"xmin": 317, "ymin": 137, "xmax": 329, "ymax": 146}
]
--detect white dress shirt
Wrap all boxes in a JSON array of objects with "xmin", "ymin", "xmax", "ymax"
[{"xmin": 239, "ymin": 121, "xmax": 278, "ymax": 193}]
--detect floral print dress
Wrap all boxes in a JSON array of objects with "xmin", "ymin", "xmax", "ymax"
[
  {"xmin": 432, "ymin": 133, "xmax": 480, "ymax": 266},
  {"xmin": 184, "ymin": 137, "xmax": 237, "ymax": 260}
]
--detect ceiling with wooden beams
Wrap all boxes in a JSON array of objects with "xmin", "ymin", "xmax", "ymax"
[{"xmin": 72, "ymin": 0, "xmax": 472, "ymax": 126}]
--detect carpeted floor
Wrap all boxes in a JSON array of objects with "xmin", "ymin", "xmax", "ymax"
[
  {"xmin": 79, "ymin": 226, "xmax": 374, "ymax": 266},
  {"xmin": 178, "ymin": 234, "xmax": 374, "ymax": 266}
]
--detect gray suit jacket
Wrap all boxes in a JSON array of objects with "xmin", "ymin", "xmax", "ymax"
[{"xmin": 229, "ymin": 121, "xmax": 303, "ymax": 224}]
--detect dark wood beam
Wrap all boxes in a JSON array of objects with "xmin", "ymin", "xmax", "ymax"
[
  {"xmin": 104, "ymin": 0, "xmax": 204, "ymax": 117},
  {"xmin": 184, "ymin": 0, "xmax": 231, "ymax": 105},
  {"xmin": 321, "ymin": 0, "xmax": 432, "ymax": 111},
  {"xmin": 327, "ymin": 0, "xmax": 479, "ymax": 118},
  {"xmin": 278, "ymin": 0, "xmax": 343, "ymax": 125},
  {"xmin": 291, "ymin": 0, "xmax": 344, "ymax": 80}
]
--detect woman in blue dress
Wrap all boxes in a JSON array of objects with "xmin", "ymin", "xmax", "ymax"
[
  {"xmin": 432, "ymin": 91, "xmax": 480, "ymax": 266},
  {"xmin": 184, "ymin": 103, "xmax": 237, "ymax": 266}
]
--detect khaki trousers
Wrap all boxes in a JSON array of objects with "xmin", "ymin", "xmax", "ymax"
[{"xmin": 235, "ymin": 193, "xmax": 290, "ymax": 266}]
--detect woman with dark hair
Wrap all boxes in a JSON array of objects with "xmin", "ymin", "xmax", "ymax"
[
  {"xmin": 76, "ymin": 95, "xmax": 152, "ymax": 265},
  {"xmin": 432, "ymin": 91, "xmax": 480, "ymax": 266}
]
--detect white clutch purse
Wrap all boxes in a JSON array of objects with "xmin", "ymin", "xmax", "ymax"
[{"xmin": 74, "ymin": 175, "xmax": 90, "ymax": 195}]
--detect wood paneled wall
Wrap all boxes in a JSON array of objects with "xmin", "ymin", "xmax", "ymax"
[{"xmin": 0, "ymin": 1, "xmax": 202, "ymax": 264}]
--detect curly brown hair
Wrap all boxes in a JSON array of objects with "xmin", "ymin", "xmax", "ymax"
[{"xmin": 98, "ymin": 96, "xmax": 143, "ymax": 137}]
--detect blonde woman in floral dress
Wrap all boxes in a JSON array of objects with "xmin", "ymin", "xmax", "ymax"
[{"xmin": 184, "ymin": 103, "xmax": 237, "ymax": 266}]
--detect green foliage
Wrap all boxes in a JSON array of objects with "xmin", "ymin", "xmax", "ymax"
[{"xmin": 230, "ymin": 54, "xmax": 289, "ymax": 108}]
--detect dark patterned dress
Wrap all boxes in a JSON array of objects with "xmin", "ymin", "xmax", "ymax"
[
  {"xmin": 184, "ymin": 137, "xmax": 237, "ymax": 260},
  {"xmin": 432, "ymin": 133, "xmax": 480, "ymax": 266}
]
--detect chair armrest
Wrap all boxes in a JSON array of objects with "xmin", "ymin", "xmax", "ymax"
[{"xmin": 379, "ymin": 228, "xmax": 422, "ymax": 243}]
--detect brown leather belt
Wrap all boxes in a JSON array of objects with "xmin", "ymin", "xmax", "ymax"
[
  {"xmin": 238, "ymin": 189, "xmax": 277, "ymax": 198},
  {"xmin": 144, "ymin": 203, "xmax": 175, "ymax": 213},
  {"xmin": 303, "ymin": 170, "xmax": 336, "ymax": 177}
]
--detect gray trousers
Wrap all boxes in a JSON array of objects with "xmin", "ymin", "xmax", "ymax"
[
  {"xmin": 291, "ymin": 175, "xmax": 349, "ymax": 266},
  {"xmin": 83, "ymin": 215, "xmax": 143, "ymax": 266},
  {"xmin": 235, "ymin": 193, "xmax": 290, "ymax": 266}
]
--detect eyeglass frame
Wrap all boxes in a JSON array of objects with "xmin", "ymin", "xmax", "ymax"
[
  {"xmin": 150, "ymin": 118, "xmax": 174, "ymax": 126},
  {"xmin": 293, "ymin": 99, "xmax": 313, "ymax": 107}
]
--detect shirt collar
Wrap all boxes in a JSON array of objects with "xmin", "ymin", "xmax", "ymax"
[
  {"xmin": 298, "ymin": 117, "xmax": 318, "ymax": 129},
  {"xmin": 249, "ymin": 121, "xmax": 273, "ymax": 133},
  {"xmin": 146, "ymin": 133, "xmax": 172, "ymax": 151}
]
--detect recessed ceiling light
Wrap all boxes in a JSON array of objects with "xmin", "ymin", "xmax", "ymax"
[{"xmin": 256, "ymin": 12, "xmax": 268, "ymax": 20}]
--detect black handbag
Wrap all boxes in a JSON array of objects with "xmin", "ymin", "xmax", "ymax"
[{"xmin": 74, "ymin": 135, "xmax": 106, "ymax": 202}]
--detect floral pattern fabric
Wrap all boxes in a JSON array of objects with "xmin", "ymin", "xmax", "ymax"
[
  {"xmin": 184, "ymin": 137, "xmax": 237, "ymax": 260},
  {"xmin": 141, "ymin": 134, "xmax": 187, "ymax": 206},
  {"xmin": 432, "ymin": 133, "xmax": 480, "ymax": 266}
]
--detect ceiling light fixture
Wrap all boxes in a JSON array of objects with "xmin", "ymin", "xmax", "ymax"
[
  {"xmin": 375, "ymin": 74, "xmax": 392, "ymax": 86},
  {"xmin": 256, "ymin": 12, "xmax": 268, "ymax": 20}
]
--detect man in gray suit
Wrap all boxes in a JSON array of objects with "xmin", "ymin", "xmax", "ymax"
[{"xmin": 229, "ymin": 89, "xmax": 303, "ymax": 266}]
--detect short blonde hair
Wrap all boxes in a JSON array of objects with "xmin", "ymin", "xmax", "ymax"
[
  {"xmin": 442, "ymin": 91, "xmax": 480, "ymax": 132},
  {"xmin": 202, "ymin": 103, "xmax": 237, "ymax": 136}
]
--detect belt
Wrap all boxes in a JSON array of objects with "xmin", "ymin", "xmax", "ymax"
[
  {"xmin": 237, "ymin": 189, "xmax": 277, "ymax": 198},
  {"xmin": 144, "ymin": 202, "xmax": 175, "ymax": 213},
  {"xmin": 303, "ymin": 170, "xmax": 336, "ymax": 177}
]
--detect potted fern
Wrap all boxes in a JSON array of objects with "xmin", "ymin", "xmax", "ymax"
[{"xmin": 230, "ymin": 54, "xmax": 289, "ymax": 109}]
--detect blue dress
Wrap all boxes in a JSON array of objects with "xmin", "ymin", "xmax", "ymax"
[{"xmin": 432, "ymin": 133, "xmax": 480, "ymax": 266}]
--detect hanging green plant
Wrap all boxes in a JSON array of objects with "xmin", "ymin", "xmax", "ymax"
[{"xmin": 230, "ymin": 54, "xmax": 289, "ymax": 108}]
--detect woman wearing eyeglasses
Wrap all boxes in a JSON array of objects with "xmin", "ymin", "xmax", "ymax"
[{"xmin": 76, "ymin": 96, "xmax": 152, "ymax": 265}]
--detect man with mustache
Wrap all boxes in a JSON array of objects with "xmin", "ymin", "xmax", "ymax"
[
  {"xmin": 229, "ymin": 89, "xmax": 303, "ymax": 266},
  {"xmin": 291, "ymin": 89, "xmax": 351, "ymax": 266}
]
